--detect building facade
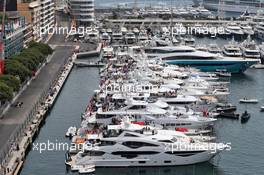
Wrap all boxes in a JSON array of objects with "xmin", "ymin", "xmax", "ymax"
[
  {"xmin": 2, "ymin": 13, "xmax": 26, "ymax": 58},
  {"xmin": 68, "ymin": 0, "xmax": 94, "ymax": 26},
  {"xmin": 17, "ymin": 0, "xmax": 55, "ymax": 42}
]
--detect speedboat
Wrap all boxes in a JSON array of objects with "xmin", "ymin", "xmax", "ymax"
[
  {"xmin": 241, "ymin": 110, "xmax": 250, "ymax": 123},
  {"xmin": 239, "ymin": 98, "xmax": 258, "ymax": 103},
  {"xmin": 66, "ymin": 126, "xmax": 77, "ymax": 137},
  {"xmin": 260, "ymin": 106, "xmax": 264, "ymax": 111},
  {"xmin": 78, "ymin": 165, "xmax": 95, "ymax": 174},
  {"xmin": 223, "ymin": 40, "xmax": 242, "ymax": 57},
  {"xmin": 145, "ymin": 46, "xmax": 258, "ymax": 73}
]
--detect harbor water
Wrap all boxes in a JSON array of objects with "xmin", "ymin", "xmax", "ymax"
[{"xmin": 19, "ymin": 65, "xmax": 264, "ymax": 175}]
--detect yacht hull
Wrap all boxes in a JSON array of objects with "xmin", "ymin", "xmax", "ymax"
[
  {"xmin": 165, "ymin": 59, "xmax": 258, "ymax": 73},
  {"xmin": 74, "ymin": 150, "xmax": 219, "ymax": 167}
]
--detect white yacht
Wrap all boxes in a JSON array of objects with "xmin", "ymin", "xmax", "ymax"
[
  {"xmin": 121, "ymin": 27, "xmax": 128, "ymax": 35},
  {"xmin": 194, "ymin": 0, "xmax": 264, "ymax": 14},
  {"xmin": 159, "ymin": 95, "xmax": 198, "ymax": 104},
  {"xmin": 255, "ymin": 22, "xmax": 264, "ymax": 40},
  {"xmin": 67, "ymin": 130, "xmax": 226, "ymax": 167},
  {"xmin": 208, "ymin": 44, "xmax": 222, "ymax": 54},
  {"xmin": 89, "ymin": 98, "xmax": 167, "ymax": 124},
  {"xmin": 225, "ymin": 23, "xmax": 244, "ymax": 35},
  {"xmin": 240, "ymin": 22, "xmax": 254, "ymax": 35},
  {"xmin": 223, "ymin": 40, "xmax": 243, "ymax": 57},
  {"xmin": 112, "ymin": 32, "xmax": 123, "ymax": 41},
  {"xmin": 240, "ymin": 37, "xmax": 260, "ymax": 59},
  {"xmin": 197, "ymin": 6, "xmax": 212, "ymax": 17},
  {"xmin": 144, "ymin": 46, "xmax": 258, "ymax": 73}
]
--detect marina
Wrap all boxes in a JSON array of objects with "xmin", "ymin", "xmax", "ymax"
[{"xmin": 1, "ymin": 1, "xmax": 264, "ymax": 175}]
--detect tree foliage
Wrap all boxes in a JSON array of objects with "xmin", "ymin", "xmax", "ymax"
[
  {"xmin": 0, "ymin": 75, "xmax": 21, "ymax": 92},
  {"xmin": 0, "ymin": 82, "xmax": 13, "ymax": 102}
]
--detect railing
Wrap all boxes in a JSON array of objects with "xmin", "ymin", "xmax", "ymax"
[{"xmin": 0, "ymin": 55, "xmax": 70, "ymax": 170}]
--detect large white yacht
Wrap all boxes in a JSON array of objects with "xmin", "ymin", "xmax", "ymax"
[
  {"xmin": 144, "ymin": 46, "xmax": 258, "ymax": 73},
  {"xmin": 225, "ymin": 23, "xmax": 244, "ymax": 35},
  {"xmin": 194, "ymin": 0, "xmax": 264, "ymax": 14},
  {"xmin": 67, "ymin": 130, "xmax": 227, "ymax": 167}
]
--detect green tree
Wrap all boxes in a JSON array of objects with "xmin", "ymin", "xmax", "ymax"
[
  {"xmin": 0, "ymin": 75, "xmax": 21, "ymax": 92},
  {"xmin": 4, "ymin": 60, "xmax": 31, "ymax": 82},
  {"xmin": 0, "ymin": 82, "xmax": 13, "ymax": 102}
]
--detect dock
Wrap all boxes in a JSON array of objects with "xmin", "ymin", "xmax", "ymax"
[
  {"xmin": 76, "ymin": 43, "xmax": 103, "ymax": 59},
  {"xmin": 74, "ymin": 60, "xmax": 105, "ymax": 67}
]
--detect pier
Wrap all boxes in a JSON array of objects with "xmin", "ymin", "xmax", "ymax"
[
  {"xmin": 105, "ymin": 18, "xmax": 258, "ymax": 26},
  {"xmin": 74, "ymin": 60, "xmax": 105, "ymax": 67}
]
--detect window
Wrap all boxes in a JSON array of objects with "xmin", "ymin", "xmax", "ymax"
[
  {"xmin": 112, "ymin": 151, "xmax": 159, "ymax": 159},
  {"xmin": 81, "ymin": 151, "xmax": 105, "ymax": 157},
  {"xmin": 124, "ymin": 133, "xmax": 139, "ymax": 137},
  {"xmin": 99, "ymin": 140, "xmax": 116, "ymax": 146},
  {"xmin": 164, "ymin": 160, "xmax": 171, "ymax": 163},
  {"xmin": 139, "ymin": 161, "xmax": 146, "ymax": 164},
  {"xmin": 165, "ymin": 150, "xmax": 205, "ymax": 157},
  {"xmin": 122, "ymin": 141, "xmax": 159, "ymax": 148}
]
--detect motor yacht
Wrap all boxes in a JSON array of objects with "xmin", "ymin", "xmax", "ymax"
[
  {"xmin": 112, "ymin": 32, "xmax": 123, "ymax": 41},
  {"xmin": 240, "ymin": 22, "xmax": 254, "ymax": 35},
  {"xmin": 240, "ymin": 37, "xmax": 260, "ymax": 59},
  {"xmin": 208, "ymin": 44, "xmax": 222, "ymax": 54},
  {"xmin": 255, "ymin": 22, "xmax": 264, "ymax": 40},
  {"xmin": 67, "ymin": 129, "xmax": 226, "ymax": 167},
  {"xmin": 145, "ymin": 46, "xmax": 258, "ymax": 73},
  {"xmin": 225, "ymin": 22, "xmax": 244, "ymax": 35}
]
